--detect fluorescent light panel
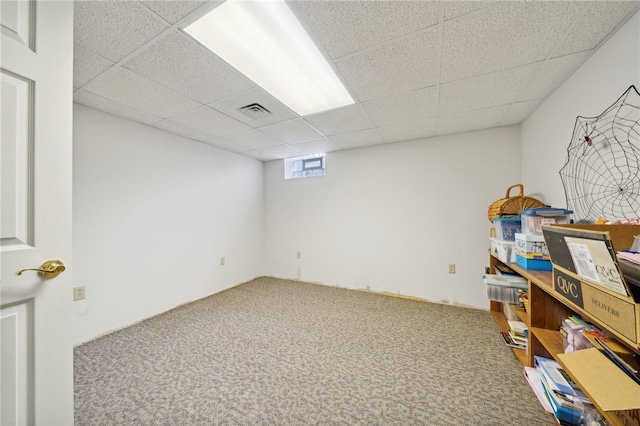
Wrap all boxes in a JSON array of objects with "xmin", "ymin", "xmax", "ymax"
[{"xmin": 184, "ymin": 0, "xmax": 354, "ymax": 116}]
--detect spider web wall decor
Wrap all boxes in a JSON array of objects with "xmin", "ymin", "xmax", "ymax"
[{"xmin": 560, "ymin": 85, "xmax": 640, "ymax": 223}]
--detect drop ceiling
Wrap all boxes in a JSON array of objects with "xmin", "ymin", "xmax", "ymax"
[{"xmin": 73, "ymin": 0, "xmax": 640, "ymax": 161}]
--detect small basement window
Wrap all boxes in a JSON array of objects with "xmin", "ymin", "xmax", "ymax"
[{"xmin": 284, "ymin": 153, "xmax": 325, "ymax": 179}]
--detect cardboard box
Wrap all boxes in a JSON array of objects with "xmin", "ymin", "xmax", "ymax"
[
  {"xmin": 552, "ymin": 266, "xmax": 639, "ymax": 346},
  {"xmin": 542, "ymin": 224, "xmax": 640, "ymax": 349},
  {"xmin": 557, "ymin": 349, "xmax": 640, "ymax": 423},
  {"xmin": 553, "ymin": 224, "xmax": 639, "ymax": 252}
]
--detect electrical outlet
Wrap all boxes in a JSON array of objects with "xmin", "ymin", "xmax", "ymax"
[
  {"xmin": 220, "ymin": 257, "xmax": 225, "ymax": 266},
  {"xmin": 73, "ymin": 286, "xmax": 86, "ymax": 301},
  {"xmin": 448, "ymin": 264, "xmax": 456, "ymax": 274}
]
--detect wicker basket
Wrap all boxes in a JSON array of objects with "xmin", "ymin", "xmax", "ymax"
[{"xmin": 487, "ymin": 184, "xmax": 544, "ymax": 222}]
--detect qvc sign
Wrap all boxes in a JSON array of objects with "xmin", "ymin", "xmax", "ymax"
[{"xmin": 554, "ymin": 269, "xmax": 584, "ymax": 308}]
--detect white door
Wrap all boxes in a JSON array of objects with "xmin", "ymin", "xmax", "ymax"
[{"xmin": 1, "ymin": 1, "xmax": 74, "ymax": 425}]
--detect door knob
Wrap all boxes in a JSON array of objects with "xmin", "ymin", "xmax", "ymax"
[{"xmin": 16, "ymin": 260, "xmax": 66, "ymax": 278}]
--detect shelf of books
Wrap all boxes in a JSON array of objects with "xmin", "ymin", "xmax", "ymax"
[
  {"xmin": 488, "ymin": 253, "xmax": 640, "ymax": 426},
  {"xmin": 489, "ymin": 310, "xmax": 528, "ymax": 365}
]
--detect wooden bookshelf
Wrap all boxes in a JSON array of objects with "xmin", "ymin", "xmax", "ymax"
[
  {"xmin": 490, "ymin": 309, "xmax": 528, "ymax": 365},
  {"xmin": 487, "ymin": 256, "xmax": 529, "ymax": 366},
  {"xmin": 489, "ymin": 254, "xmax": 640, "ymax": 426}
]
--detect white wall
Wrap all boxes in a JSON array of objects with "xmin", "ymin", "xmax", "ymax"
[
  {"xmin": 73, "ymin": 105, "xmax": 264, "ymax": 345},
  {"xmin": 72, "ymin": 11, "xmax": 639, "ymax": 340},
  {"xmin": 521, "ymin": 11, "xmax": 640, "ymax": 210},
  {"xmin": 264, "ymin": 127, "xmax": 521, "ymax": 309}
]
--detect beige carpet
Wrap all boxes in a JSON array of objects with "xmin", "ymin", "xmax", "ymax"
[{"xmin": 74, "ymin": 277, "xmax": 555, "ymax": 425}]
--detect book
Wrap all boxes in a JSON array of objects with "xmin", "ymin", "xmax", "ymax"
[
  {"xmin": 523, "ymin": 366, "xmax": 553, "ymax": 413},
  {"xmin": 494, "ymin": 263, "xmax": 517, "ymax": 275},
  {"xmin": 509, "ymin": 331, "xmax": 527, "ymax": 345},
  {"xmin": 534, "ymin": 356, "xmax": 589, "ymax": 403},
  {"xmin": 500, "ymin": 331, "xmax": 526, "ymax": 349},
  {"xmin": 539, "ymin": 375, "xmax": 582, "ymax": 426},
  {"xmin": 507, "ymin": 319, "xmax": 528, "ymax": 336}
]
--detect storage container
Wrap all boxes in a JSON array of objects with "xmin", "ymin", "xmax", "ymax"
[
  {"xmin": 516, "ymin": 254, "xmax": 552, "ymax": 271},
  {"xmin": 520, "ymin": 208, "xmax": 572, "ymax": 235},
  {"xmin": 490, "ymin": 237, "xmax": 516, "ymax": 263},
  {"xmin": 515, "ymin": 232, "xmax": 549, "ymax": 260},
  {"xmin": 486, "ymin": 283, "xmax": 521, "ymax": 304},
  {"xmin": 493, "ymin": 218, "xmax": 521, "ymax": 241}
]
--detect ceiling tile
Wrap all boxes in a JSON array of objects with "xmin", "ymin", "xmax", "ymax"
[
  {"xmin": 241, "ymin": 150, "xmax": 276, "ymax": 162},
  {"xmin": 377, "ymin": 118, "xmax": 437, "ymax": 143},
  {"xmin": 440, "ymin": 2, "xmax": 570, "ymax": 83},
  {"xmin": 519, "ymin": 52, "xmax": 592, "ymax": 102},
  {"xmin": 444, "ymin": 2, "xmax": 495, "ymax": 21},
  {"xmin": 436, "ymin": 106, "xmax": 509, "ymax": 136},
  {"xmin": 73, "ymin": 91, "xmax": 162, "ymax": 125},
  {"xmin": 499, "ymin": 100, "xmax": 543, "ymax": 127},
  {"xmin": 259, "ymin": 119, "xmax": 324, "ymax": 144},
  {"xmin": 336, "ymin": 27, "xmax": 439, "ymax": 102},
  {"xmin": 74, "ymin": 1, "xmax": 169, "ymax": 62},
  {"xmin": 304, "ymin": 104, "xmax": 374, "ymax": 136},
  {"xmin": 202, "ymin": 138, "xmax": 246, "ymax": 154},
  {"xmin": 123, "ymin": 32, "xmax": 253, "ymax": 104},
  {"xmin": 138, "ymin": 0, "xmax": 209, "ymax": 24},
  {"xmin": 362, "ymin": 87, "xmax": 438, "ymax": 127},
  {"xmin": 218, "ymin": 129, "xmax": 282, "ymax": 152},
  {"xmin": 85, "ymin": 67, "xmax": 201, "ymax": 118},
  {"xmin": 209, "ymin": 88, "xmax": 297, "ymax": 128},
  {"xmin": 330, "ymin": 129, "xmax": 384, "ymax": 150},
  {"xmin": 438, "ymin": 63, "xmax": 539, "ymax": 116},
  {"xmin": 551, "ymin": 2, "xmax": 639, "ymax": 58},
  {"xmin": 71, "ymin": 0, "xmax": 639, "ymax": 162},
  {"xmin": 291, "ymin": 138, "xmax": 341, "ymax": 155},
  {"xmin": 152, "ymin": 119, "xmax": 215, "ymax": 142},
  {"xmin": 245, "ymin": 145, "xmax": 304, "ymax": 162},
  {"xmin": 169, "ymin": 106, "xmax": 250, "ymax": 138},
  {"xmin": 73, "ymin": 45, "xmax": 114, "ymax": 89},
  {"xmin": 292, "ymin": 0, "xmax": 439, "ymax": 59}
]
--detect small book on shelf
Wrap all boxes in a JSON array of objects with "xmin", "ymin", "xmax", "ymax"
[
  {"xmin": 507, "ymin": 319, "xmax": 527, "ymax": 336},
  {"xmin": 500, "ymin": 331, "xmax": 526, "ymax": 349}
]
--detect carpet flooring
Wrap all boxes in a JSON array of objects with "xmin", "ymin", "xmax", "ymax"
[{"xmin": 74, "ymin": 277, "xmax": 555, "ymax": 425}]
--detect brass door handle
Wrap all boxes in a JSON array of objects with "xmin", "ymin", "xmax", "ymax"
[{"xmin": 16, "ymin": 260, "xmax": 66, "ymax": 278}]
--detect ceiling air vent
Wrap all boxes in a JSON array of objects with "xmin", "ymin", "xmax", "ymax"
[{"xmin": 238, "ymin": 103, "xmax": 272, "ymax": 119}]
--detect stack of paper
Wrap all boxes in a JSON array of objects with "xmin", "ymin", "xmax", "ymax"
[
  {"xmin": 534, "ymin": 356, "xmax": 591, "ymax": 426},
  {"xmin": 507, "ymin": 320, "xmax": 528, "ymax": 348}
]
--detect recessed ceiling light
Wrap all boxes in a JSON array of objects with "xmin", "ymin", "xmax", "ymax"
[{"xmin": 183, "ymin": 0, "xmax": 354, "ymax": 117}]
